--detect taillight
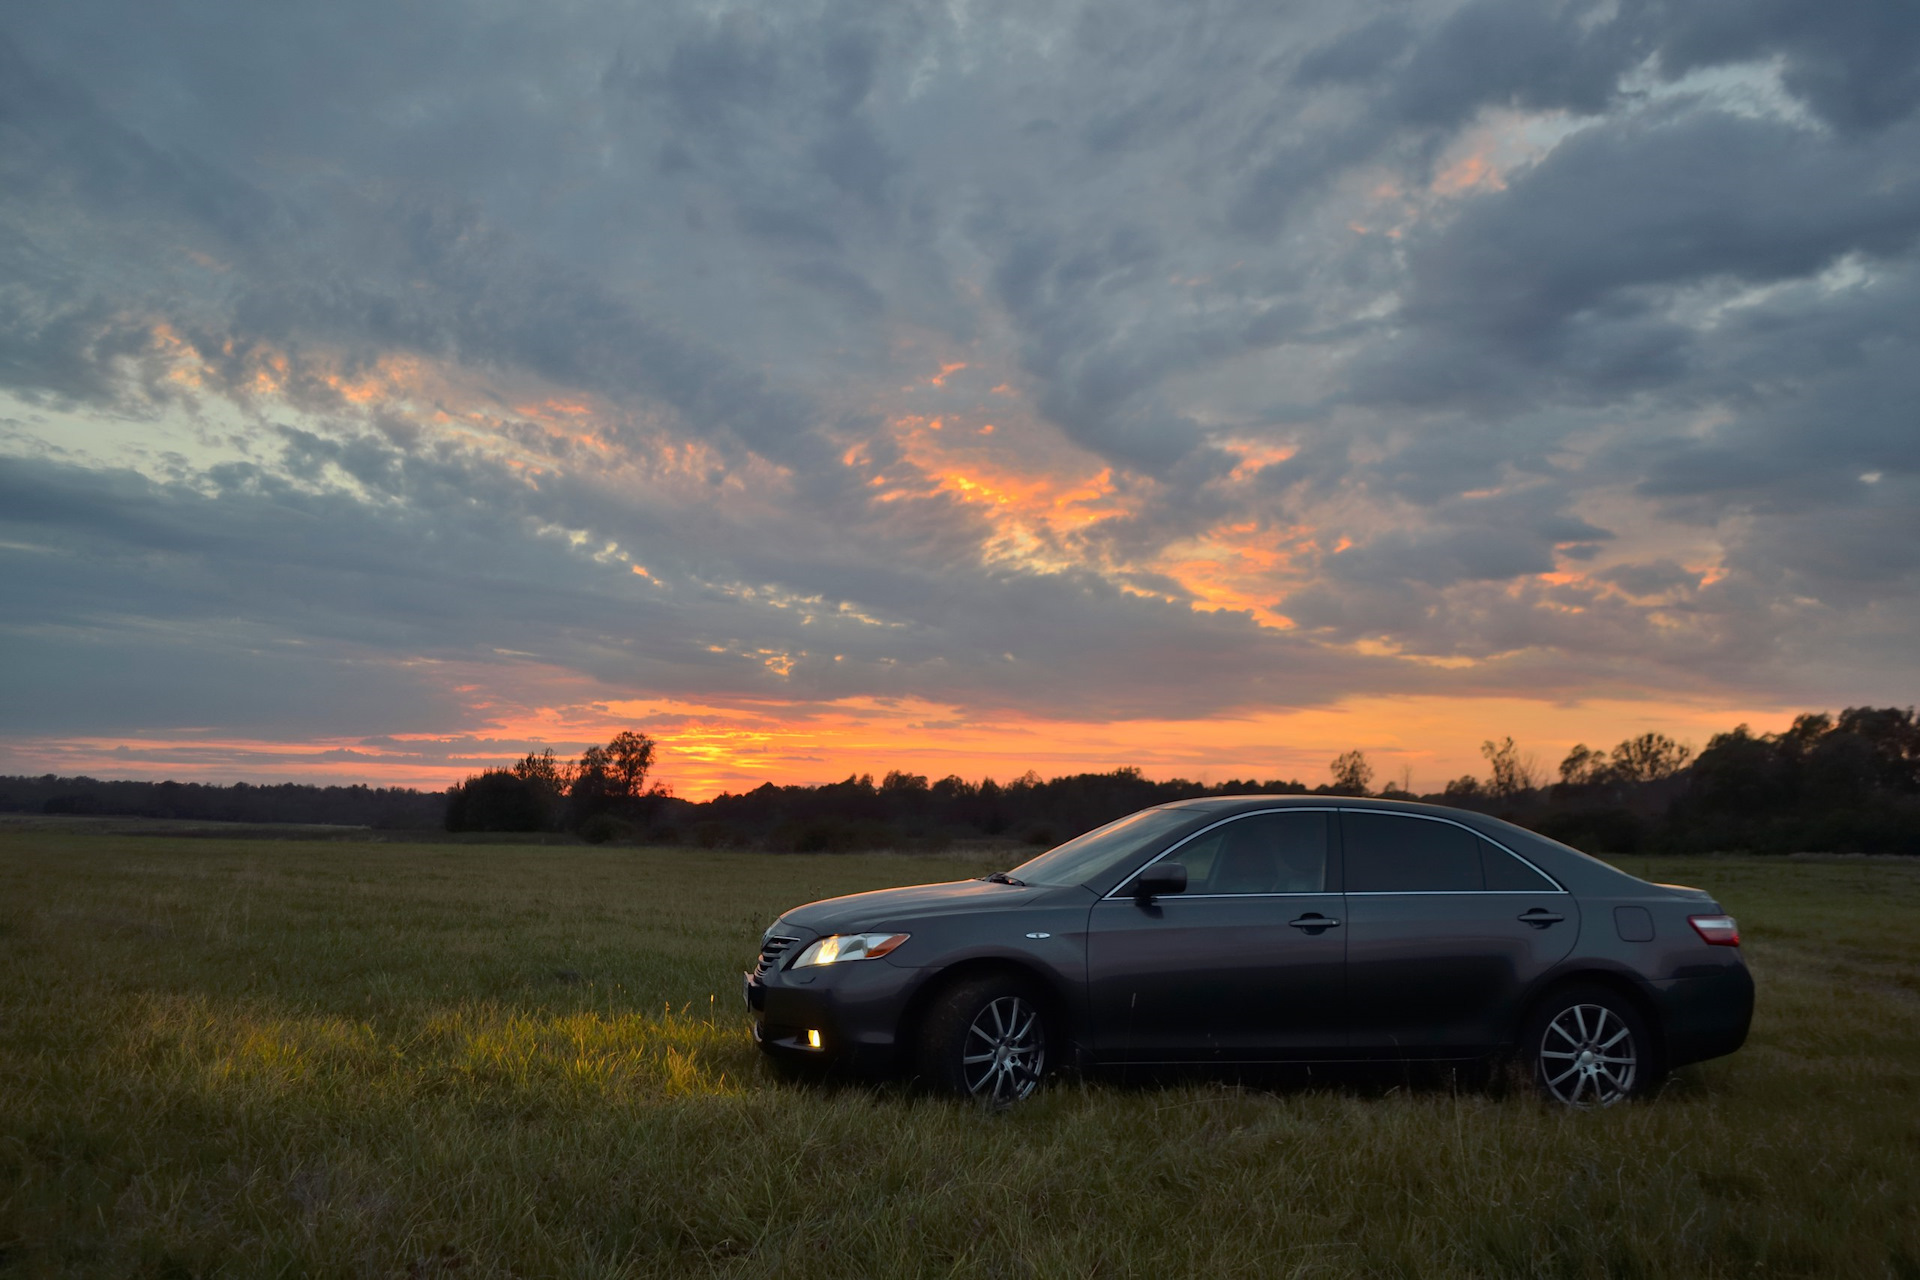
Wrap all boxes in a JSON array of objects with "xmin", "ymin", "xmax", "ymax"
[{"xmin": 1689, "ymin": 914, "xmax": 1740, "ymax": 946}]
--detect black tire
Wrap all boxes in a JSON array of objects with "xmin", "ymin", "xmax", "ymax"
[
  {"xmin": 1522, "ymin": 984, "xmax": 1662, "ymax": 1107},
  {"xmin": 917, "ymin": 974, "xmax": 1051, "ymax": 1104}
]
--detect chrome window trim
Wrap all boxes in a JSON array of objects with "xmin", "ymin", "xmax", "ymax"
[
  {"xmin": 1144, "ymin": 891, "xmax": 1347, "ymax": 900},
  {"xmin": 1104, "ymin": 808, "xmax": 1334, "ymax": 900},
  {"xmin": 1342, "ymin": 890, "xmax": 1566, "ymax": 896},
  {"xmin": 1104, "ymin": 805, "xmax": 1568, "ymax": 899},
  {"xmin": 1336, "ymin": 806, "xmax": 1568, "ymax": 894},
  {"xmin": 1119, "ymin": 890, "xmax": 1568, "ymax": 900}
]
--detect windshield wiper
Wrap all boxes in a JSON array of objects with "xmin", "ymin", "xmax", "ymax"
[{"xmin": 981, "ymin": 871, "xmax": 1027, "ymax": 886}]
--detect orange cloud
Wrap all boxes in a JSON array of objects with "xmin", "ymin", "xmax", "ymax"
[{"xmin": 1432, "ymin": 149, "xmax": 1507, "ymax": 196}]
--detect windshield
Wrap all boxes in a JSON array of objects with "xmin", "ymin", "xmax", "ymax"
[{"xmin": 1004, "ymin": 808, "xmax": 1198, "ymax": 888}]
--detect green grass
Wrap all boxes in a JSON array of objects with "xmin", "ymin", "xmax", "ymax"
[{"xmin": 2, "ymin": 834, "xmax": 1917, "ymax": 1278}]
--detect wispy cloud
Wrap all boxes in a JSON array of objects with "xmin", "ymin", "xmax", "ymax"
[{"xmin": 3, "ymin": 0, "xmax": 1916, "ymax": 795}]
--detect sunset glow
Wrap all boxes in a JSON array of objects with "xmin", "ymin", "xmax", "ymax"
[{"xmin": 4, "ymin": 696, "xmax": 1812, "ymax": 801}]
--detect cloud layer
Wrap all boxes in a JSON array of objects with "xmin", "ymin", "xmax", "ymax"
[{"xmin": 2, "ymin": 0, "xmax": 1915, "ymax": 793}]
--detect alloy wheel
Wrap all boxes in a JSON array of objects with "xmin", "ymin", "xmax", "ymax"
[
  {"xmin": 960, "ymin": 995, "xmax": 1045, "ymax": 1104},
  {"xmin": 1538, "ymin": 1002, "xmax": 1638, "ymax": 1106}
]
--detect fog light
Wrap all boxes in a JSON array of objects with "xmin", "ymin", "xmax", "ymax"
[{"xmin": 806, "ymin": 1029, "xmax": 823, "ymax": 1049}]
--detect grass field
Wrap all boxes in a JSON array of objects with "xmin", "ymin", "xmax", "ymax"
[{"xmin": 2, "ymin": 830, "xmax": 1917, "ymax": 1278}]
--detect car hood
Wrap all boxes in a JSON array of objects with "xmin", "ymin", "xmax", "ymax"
[{"xmin": 777, "ymin": 878, "xmax": 1074, "ymax": 934}]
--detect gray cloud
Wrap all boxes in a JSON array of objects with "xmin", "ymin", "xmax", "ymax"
[{"xmin": 2, "ymin": 0, "xmax": 1917, "ymax": 776}]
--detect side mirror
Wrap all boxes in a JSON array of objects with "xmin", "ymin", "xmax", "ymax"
[{"xmin": 1133, "ymin": 861, "xmax": 1187, "ymax": 903}]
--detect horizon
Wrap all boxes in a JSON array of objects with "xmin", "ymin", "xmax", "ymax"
[
  {"xmin": 0, "ymin": 696, "xmax": 1814, "ymax": 801},
  {"xmin": 3, "ymin": 3, "xmax": 1914, "ymax": 802}
]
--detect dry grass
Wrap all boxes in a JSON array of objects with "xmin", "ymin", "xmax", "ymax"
[{"xmin": 1, "ymin": 834, "xmax": 1917, "ymax": 1277}]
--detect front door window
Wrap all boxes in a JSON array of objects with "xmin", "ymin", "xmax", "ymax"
[{"xmin": 1087, "ymin": 810, "xmax": 1346, "ymax": 1060}]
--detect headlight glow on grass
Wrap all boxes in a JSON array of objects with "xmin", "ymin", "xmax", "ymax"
[{"xmin": 791, "ymin": 932, "xmax": 910, "ymax": 968}]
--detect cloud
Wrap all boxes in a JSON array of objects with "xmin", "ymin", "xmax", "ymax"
[{"xmin": 1, "ymin": 0, "xmax": 1916, "ymax": 790}]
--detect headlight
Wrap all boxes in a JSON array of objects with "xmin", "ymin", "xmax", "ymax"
[{"xmin": 791, "ymin": 932, "xmax": 910, "ymax": 968}]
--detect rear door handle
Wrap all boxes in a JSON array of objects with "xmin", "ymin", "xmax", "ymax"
[
  {"xmin": 1518, "ymin": 908, "xmax": 1566, "ymax": 928},
  {"xmin": 1289, "ymin": 913, "xmax": 1341, "ymax": 933}
]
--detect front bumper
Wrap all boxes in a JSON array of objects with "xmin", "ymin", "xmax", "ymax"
[{"xmin": 743, "ymin": 955, "xmax": 923, "ymax": 1076}]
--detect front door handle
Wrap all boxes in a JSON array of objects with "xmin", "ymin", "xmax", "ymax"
[
  {"xmin": 1289, "ymin": 913, "xmax": 1341, "ymax": 933},
  {"xmin": 1518, "ymin": 908, "xmax": 1566, "ymax": 928}
]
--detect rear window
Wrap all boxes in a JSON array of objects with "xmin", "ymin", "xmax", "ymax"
[{"xmin": 1342, "ymin": 812, "xmax": 1482, "ymax": 892}]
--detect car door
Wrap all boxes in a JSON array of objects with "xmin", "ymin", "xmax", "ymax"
[
  {"xmin": 1086, "ymin": 809, "xmax": 1348, "ymax": 1062},
  {"xmin": 1338, "ymin": 809, "xmax": 1579, "ymax": 1056}
]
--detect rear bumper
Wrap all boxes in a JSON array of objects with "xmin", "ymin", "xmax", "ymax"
[{"xmin": 1652, "ymin": 966, "xmax": 1755, "ymax": 1068}]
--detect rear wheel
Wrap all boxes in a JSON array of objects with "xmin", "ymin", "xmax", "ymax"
[
  {"xmin": 1523, "ymin": 985, "xmax": 1659, "ymax": 1107},
  {"xmin": 917, "ymin": 974, "xmax": 1050, "ymax": 1104}
]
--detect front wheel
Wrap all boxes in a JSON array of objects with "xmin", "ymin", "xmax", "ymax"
[
  {"xmin": 917, "ymin": 975, "xmax": 1050, "ymax": 1104},
  {"xmin": 1522, "ymin": 985, "xmax": 1660, "ymax": 1107}
]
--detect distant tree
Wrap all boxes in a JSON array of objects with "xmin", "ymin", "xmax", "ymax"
[
  {"xmin": 605, "ymin": 731, "xmax": 658, "ymax": 799},
  {"xmin": 1328, "ymin": 750, "xmax": 1373, "ymax": 796},
  {"xmin": 445, "ymin": 769, "xmax": 550, "ymax": 832},
  {"xmin": 1558, "ymin": 743, "xmax": 1611, "ymax": 788},
  {"xmin": 1608, "ymin": 733, "xmax": 1693, "ymax": 784},
  {"xmin": 1825, "ymin": 707, "xmax": 1920, "ymax": 793},
  {"xmin": 1687, "ymin": 724, "xmax": 1781, "ymax": 813},
  {"xmin": 1481, "ymin": 737, "xmax": 1540, "ymax": 797},
  {"xmin": 512, "ymin": 748, "xmax": 571, "ymax": 791},
  {"xmin": 567, "ymin": 730, "xmax": 665, "ymax": 832},
  {"xmin": 568, "ymin": 744, "xmax": 615, "ymax": 821},
  {"xmin": 1443, "ymin": 775, "xmax": 1483, "ymax": 801},
  {"xmin": 931, "ymin": 774, "xmax": 975, "ymax": 800}
]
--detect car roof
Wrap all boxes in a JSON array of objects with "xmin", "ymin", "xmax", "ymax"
[{"xmin": 1162, "ymin": 793, "xmax": 1454, "ymax": 818}]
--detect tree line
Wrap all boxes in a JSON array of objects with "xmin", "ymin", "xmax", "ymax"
[
  {"xmin": 1387, "ymin": 708, "xmax": 1920, "ymax": 856},
  {"xmin": 7, "ymin": 705, "xmax": 1915, "ymax": 855},
  {"xmin": 0, "ymin": 776, "xmax": 444, "ymax": 828},
  {"xmin": 649, "ymin": 706, "xmax": 1920, "ymax": 855}
]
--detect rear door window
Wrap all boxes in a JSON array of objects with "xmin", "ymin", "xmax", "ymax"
[
  {"xmin": 1480, "ymin": 840, "xmax": 1558, "ymax": 891},
  {"xmin": 1341, "ymin": 812, "xmax": 1482, "ymax": 892}
]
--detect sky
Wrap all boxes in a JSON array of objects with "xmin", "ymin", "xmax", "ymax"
[{"xmin": 1, "ymin": 0, "xmax": 1916, "ymax": 800}]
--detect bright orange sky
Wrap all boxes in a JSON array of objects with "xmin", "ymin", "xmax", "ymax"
[{"xmin": 7, "ymin": 693, "xmax": 1808, "ymax": 801}]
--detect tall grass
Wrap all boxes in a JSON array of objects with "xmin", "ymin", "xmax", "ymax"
[{"xmin": 2, "ymin": 835, "xmax": 1917, "ymax": 1277}]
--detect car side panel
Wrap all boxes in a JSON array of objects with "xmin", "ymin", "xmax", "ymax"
[
  {"xmin": 1086, "ymin": 892, "xmax": 1349, "ymax": 1061},
  {"xmin": 1343, "ymin": 891, "xmax": 1581, "ymax": 1055}
]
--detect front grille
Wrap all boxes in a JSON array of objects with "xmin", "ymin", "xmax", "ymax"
[{"xmin": 756, "ymin": 934, "xmax": 801, "ymax": 975}]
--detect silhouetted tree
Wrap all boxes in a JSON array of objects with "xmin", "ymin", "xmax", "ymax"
[
  {"xmin": 513, "ymin": 748, "xmax": 572, "ymax": 795},
  {"xmin": 1558, "ymin": 743, "xmax": 1609, "ymax": 788},
  {"xmin": 1481, "ymin": 737, "xmax": 1540, "ymax": 797},
  {"xmin": 1608, "ymin": 733, "xmax": 1693, "ymax": 784},
  {"xmin": 605, "ymin": 731, "xmax": 657, "ymax": 799},
  {"xmin": 566, "ymin": 731, "xmax": 665, "ymax": 832},
  {"xmin": 445, "ymin": 769, "xmax": 551, "ymax": 833},
  {"xmin": 1671, "ymin": 708, "xmax": 1920, "ymax": 853},
  {"xmin": 1328, "ymin": 750, "xmax": 1373, "ymax": 796}
]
